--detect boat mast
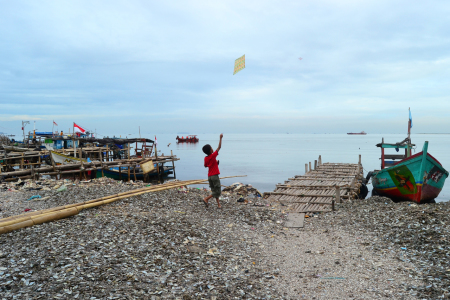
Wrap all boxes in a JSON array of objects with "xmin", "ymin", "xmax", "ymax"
[{"xmin": 407, "ymin": 107, "xmax": 411, "ymax": 157}]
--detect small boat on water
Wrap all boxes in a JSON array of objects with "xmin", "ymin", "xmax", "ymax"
[
  {"xmin": 176, "ymin": 135, "xmax": 199, "ymax": 143},
  {"xmin": 347, "ymin": 131, "xmax": 367, "ymax": 135},
  {"xmin": 369, "ymin": 110, "xmax": 448, "ymax": 203}
]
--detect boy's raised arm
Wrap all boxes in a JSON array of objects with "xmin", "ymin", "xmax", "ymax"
[{"xmin": 216, "ymin": 133, "xmax": 223, "ymax": 152}]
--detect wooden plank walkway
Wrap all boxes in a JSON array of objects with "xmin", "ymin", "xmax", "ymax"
[{"xmin": 266, "ymin": 155, "xmax": 363, "ymax": 214}]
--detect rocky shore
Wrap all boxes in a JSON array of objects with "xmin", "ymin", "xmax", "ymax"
[{"xmin": 0, "ymin": 178, "xmax": 448, "ymax": 299}]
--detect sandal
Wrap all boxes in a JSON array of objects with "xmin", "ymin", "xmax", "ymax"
[{"xmin": 203, "ymin": 199, "xmax": 209, "ymax": 207}]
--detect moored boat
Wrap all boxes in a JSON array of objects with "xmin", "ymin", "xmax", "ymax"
[
  {"xmin": 50, "ymin": 151, "xmax": 87, "ymax": 165},
  {"xmin": 96, "ymin": 165, "xmax": 174, "ymax": 180},
  {"xmin": 370, "ymin": 108, "xmax": 448, "ymax": 203},
  {"xmin": 371, "ymin": 141, "xmax": 448, "ymax": 203}
]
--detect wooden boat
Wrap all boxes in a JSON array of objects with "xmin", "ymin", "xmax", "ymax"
[
  {"xmin": 347, "ymin": 131, "xmax": 367, "ymax": 135},
  {"xmin": 370, "ymin": 110, "xmax": 447, "ymax": 203},
  {"xmin": 96, "ymin": 165, "xmax": 174, "ymax": 180},
  {"xmin": 176, "ymin": 135, "xmax": 199, "ymax": 143},
  {"xmin": 50, "ymin": 151, "xmax": 87, "ymax": 165},
  {"xmin": 371, "ymin": 141, "xmax": 448, "ymax": 203},
  {"xmin": 2, "ymin": 145, "xmax": 40, "ymax": 152}
]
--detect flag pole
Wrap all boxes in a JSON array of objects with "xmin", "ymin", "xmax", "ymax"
[
  {"xmin": 52, "ymin": 120, "xmax": 54, "ymax": 138},
  {"xmin": 73, "ymin": 122, "xmax": 76, "ymax": 158}
]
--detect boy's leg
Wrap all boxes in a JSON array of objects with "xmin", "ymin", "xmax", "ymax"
[
  {"xmin": 216, "ymin": 197, "xmax": 221, "ymax": 209},
  {"xmin": 204, "ymin": 195, "xmax": 213, "ymax": 203},
  {"xmin": 204, "ymin": 176, "xmax": 214, "ymax": 206}
]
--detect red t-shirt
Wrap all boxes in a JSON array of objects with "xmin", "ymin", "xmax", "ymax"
[{"xmin": 204, "ymin": 150, "xmax": 220, "ymax": 177}]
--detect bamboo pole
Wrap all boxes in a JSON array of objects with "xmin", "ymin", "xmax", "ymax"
[{"xmin": 0, "ymin": 175, "xmax": 246, "ymax": 234}]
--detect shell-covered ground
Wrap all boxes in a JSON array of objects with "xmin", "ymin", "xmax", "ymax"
[{"xmin": 0, "ymin": 178, "xmax": 449, "ymax": 299}]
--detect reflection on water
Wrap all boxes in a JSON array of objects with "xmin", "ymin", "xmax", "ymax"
[{"xmin": 176, "ymin": 142, "xmax": 199, "ymax": 151}]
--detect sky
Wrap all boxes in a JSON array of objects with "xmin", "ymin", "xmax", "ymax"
[{"xmin": 1, "ymin": 0, "xmax": 450, "ymax": 137}]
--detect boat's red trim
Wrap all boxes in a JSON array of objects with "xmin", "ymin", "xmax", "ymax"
[{"xmin": 394, "ymin": 151, "xmax": 442, "ymax": 166}]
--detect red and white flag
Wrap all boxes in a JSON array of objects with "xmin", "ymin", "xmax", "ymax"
[
  {"xmin": 74, "ymin": 123, "xmax": 86, "ymax": 134},
  {"xmin": 53, "ymin": 120, "xmax": 58, "ymax": 126},
  {"xmin": 154, "ymin": 136, "xmax": 158, "ymax": 146}
]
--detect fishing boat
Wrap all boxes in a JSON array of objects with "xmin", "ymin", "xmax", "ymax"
[
  {"xmin": 176, "ymin": 135, "xmax": 199, "ymax": 143},
  {"xmin": 96, "ymin": 165, "xmax": 174, "ymax": 180},
  {"xmin": 50, "ymin": 151, "xmax": 87, "ymax": 165},
  {"xmin": 370, "ymin": 110, "xmax": 448, "ymax": 203},
  {"xmin": 347, "ymin": 131, "xmax": 367, "ymax": 135}
]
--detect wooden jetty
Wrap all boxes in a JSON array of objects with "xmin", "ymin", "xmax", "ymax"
[{"xmin": 266, "ymin": 155, "xmax": 364, "ymax": 214}]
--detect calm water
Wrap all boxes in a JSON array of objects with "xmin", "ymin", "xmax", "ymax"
[{"xmin": 129, "ymin": 133, "xmax": 450, "ymax": 202}]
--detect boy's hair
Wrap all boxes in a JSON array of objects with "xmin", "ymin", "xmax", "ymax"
[{"xmin": 202, "ymin": 144, "xmax": 212, "ymax": 155}]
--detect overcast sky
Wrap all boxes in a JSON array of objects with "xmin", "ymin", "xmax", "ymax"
[{"xmin": 1, "ymin": 0, "xmax": 449, "ymax": 136}]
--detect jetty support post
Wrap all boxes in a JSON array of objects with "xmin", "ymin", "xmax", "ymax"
[
  {"xmin": 314, "ymin": 160, "xmax": 317, "ymax": 170},
  {"xmin": 127, "ymin": 165, "xmax": 131, "ymax": 182},
  {"xmin": 309, "ymin": 162, "xmax": 312, "ymax": 172},
  {"xmin": 171, "ymin": 150, "xmax": 176, "ymax": 179},
  {"xmin": 335, "ymin": 185, "xmax": 341, "ymax": 203},
  {"xmin": 155, "ymin": 143, "xmax": 159, "ymax": 184},
  {"xmin": 332, "ymin": 198, "xmax": 335, "ymax": 211},
  {"xmin": 381, "ymin": 138, "xmax": 385, "ymax": 169},
  {"xmin": 305, "ymin": 163, "xmax": 308, "ymax": 174},
  {"xmin": 73, "ymin": 137, "xmax": 76, "ymax": 158},
  {"xmin": 318, "ymin": 155, "xmax": 322, "ymax": 166}
]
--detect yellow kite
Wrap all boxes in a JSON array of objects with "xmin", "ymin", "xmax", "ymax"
[{"xmin": 233, "ymin": 55, "xmax": 245, "ymax": 75}]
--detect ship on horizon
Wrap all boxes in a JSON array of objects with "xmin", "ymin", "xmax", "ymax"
[{"xmin": 347, "ymin": 131, "xmax": 367, "ymax": 135}]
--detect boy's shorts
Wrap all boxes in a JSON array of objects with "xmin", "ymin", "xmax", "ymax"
[{"xmin": 208, "ymin": 175, "xmax": 221, "ymax": 198}]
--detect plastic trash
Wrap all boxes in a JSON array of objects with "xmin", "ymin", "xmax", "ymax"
[
  {"xmin": 401, "ymin": 247, "xmax": 407, "ymax": 250},
  {"xmin": 24, "ymin": 208, "xmax": 32, "ymax": 212},
  {"xmin": 56, "ymin": 185, "xmax": 67, "ymax": 192},
  {"xmin": 237, "ymin": 197, "xmax": 245, "ymax": 203},
  {"xmin": 27, "ymin": 195, "xmax": 41, "ymax": 201}
]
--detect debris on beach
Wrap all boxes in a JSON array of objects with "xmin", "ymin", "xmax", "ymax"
[
  {"xmin": 223, "ymin": 182, "xmax": 262, "ymax": 197},
  {"xmin": 331, "ymin": 196, "xmax": 450, "ymax": 299},
  {"xmin": 0, "ymin": 180, "xmax": 283, "ymax": 299}
]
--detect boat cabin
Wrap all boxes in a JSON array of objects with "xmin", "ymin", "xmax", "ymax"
[{"xmin": 376, "ymin": 137, "xmax": 415, "ymax": 169}]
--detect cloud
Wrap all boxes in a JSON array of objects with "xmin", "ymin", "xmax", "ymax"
[{"xmin": 1, "ymin": 0, "xmax": 450, "ymax": 135}]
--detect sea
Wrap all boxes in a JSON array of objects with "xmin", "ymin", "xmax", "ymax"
[{"xmin": 116, "ymin": 133, "xmax": 450, "ymax": 202}]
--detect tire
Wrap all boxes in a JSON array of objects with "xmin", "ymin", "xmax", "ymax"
[{"xmin": 358, "ymin": 183, "xmax": 368, "ymax": 199}]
